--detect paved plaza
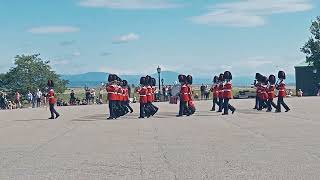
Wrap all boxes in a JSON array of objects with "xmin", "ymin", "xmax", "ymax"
[{"xmin": 1, "ymin": 97, "xmax": 320, "ymax": 179}]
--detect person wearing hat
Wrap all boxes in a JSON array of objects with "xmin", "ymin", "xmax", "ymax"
[
  {"xmin": 106, "ymin": 74, "xmax": 118, "ymax": 119},
  {"xmin": 137, "ymin": 77, "xmax": 148, "ymax": 118},
  {"xmin": 276, "ymin": 71, "xmax": 290, "ymax": 112},
  {"xmin": 47, "ymin": 80, "xmax": 60, "ymax": 119},
  {"xmin": 177, "ymin": 75, "xmax": 190, "ymax": 117},
  {"xmin": 210, "ymin": 76, "xmax": 219, "ymax": 111},
  {"xmin": 266, "ymin": 75, "xmax": 277, "ymax": 112},
  {"xmin": 222, "ymin": 71, "xmax": 236, "ymax": 115}
]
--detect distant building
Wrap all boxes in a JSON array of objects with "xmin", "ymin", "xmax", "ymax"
[{"xmin": 295, "ymin": 62, "xmax": 320, "ymax": 96}]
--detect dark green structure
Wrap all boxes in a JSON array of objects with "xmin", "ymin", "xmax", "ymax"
[{"xmin": 295, "ymin": 62, "xmax": 320, "ymax": 96}]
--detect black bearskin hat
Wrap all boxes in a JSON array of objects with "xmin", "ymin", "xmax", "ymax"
[
  {"xmin": 122, "ymin": 80, "xmax": 128, "ymax": 86},
  {"xmin": 151, "ymin": 78, "xmax": 156, "ymax": 86},
  {"xmin": 255, "ymin": 73, "xmax": 263, "ymax": 82},
  {"xmin": 140, "ymin": 77, "xmax": 146, "ymax": 85},
  {"xmin": 278, "ymin": 71, "xmax": 286, "ymax": 79},
  {"xmin": 108, "ymin": 74, "xmax": 116, "ymax": 82},
  {"xmin": 223, "ymin": 71, "xmax": 232, "ymax": 80},
  {"xmin": 213, "ymin": 76, "xmax": 219, "ymax": 83},
  {"xmin": 178, "ymin": 74, "xmax": 186, "ymax": 83},
  {"xmin": 186, "ymin": 75, "xmax": 193, "ymax": 85},
  {"xmin": 261, "ymin": 76, "xmax": 268, "ymax": 84},
  {"xmin": 218, "ymin": 73, "xmax": 224, "ymax": 82},
  {"xmin": 145, "ymin": 75, "xmax": 152, "ymax": 85},
  {"xmin": 268, "ymin": 75, "xmax": 276, "ymax": 84}
]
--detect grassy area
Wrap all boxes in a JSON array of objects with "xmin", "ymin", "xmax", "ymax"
[{"xmin": 57, "ymin": 86, "xmax": 255, "ymax": 102}]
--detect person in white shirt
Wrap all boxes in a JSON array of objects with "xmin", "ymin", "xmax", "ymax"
[{"xmin": 36, "ymin": 89, "xmax": 42, "ymax": 107}]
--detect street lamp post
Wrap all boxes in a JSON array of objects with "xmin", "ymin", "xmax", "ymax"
[
  {"xmin": 161, "ymin": 78, "xmax": 164, "ymax": 87},
  {"xmin": 313, "ymin": 68, "xmax": 318, "ymax": 95},
  {"xmin": 157, "ymin": 66, "xmax": 161, "ymax": 100}
]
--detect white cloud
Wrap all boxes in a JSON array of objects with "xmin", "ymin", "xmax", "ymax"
[
  {"xmin": 78, "ymin": 0, "xmax": 181, "ymax": 9},
  {"xmin": 190, "ymin": 0, "xmax": 313, "ymax": 27},
  {"xmin": 113, "ymin": 33, "xmax": 140, "ymax": 43},
  {"xmin": 72, "ymin": 51, "xmax": 81, "ymax": 57},
  {"xmin": 28, "ymin": 26, "xmax": 80, "ymax": 34}
]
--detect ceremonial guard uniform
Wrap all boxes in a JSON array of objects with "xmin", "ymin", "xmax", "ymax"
[
  {"xmin": 47, "ymin": 80, "xmax": 60, "ymax": 119},
  {"xmin": 122, "ymin": 80, "xmax": 133, "ymax": 113},
  {"xmin": 217, "ymin": 74, "xmax": 224, "ymax": 112},
  {"xmin": 258, "ymin": 76, "xmax": 268, "ymax": 111},
  {"xmin": 138, "ymin": 77, "xmax": 148, "ymax": 118},
  {"xmin": 106, "ymin": 74, "xmax": 118, "ymax": 119},
  {"xmin": 222, "ymin": 71, "xmax": 236, "ymax": 115},
  {"xmin": 210, "ymin": 76, "xmax": 219, "ymax": 111},
  {"xmin": 187, "ymin": 75, "xmax": 195, "ymax": 115},
  {"xmin": 266, "ymin": 75, "xmax": 277, "ymax": 112},
  {"xmin": 276, "ymin": 71, "xmax": 290, "ymax": 113},
  {"xmin": 254, "ymin": 73, "xmax": 262, "ymax": 109},
  {"xmin": 177, "ymin": 75, "xmax": 190, "ymax": 117}
]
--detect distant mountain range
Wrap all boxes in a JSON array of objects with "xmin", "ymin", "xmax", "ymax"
[{"xmin": 61, "ymin": 71, "xmax": 295, "ymax": 88}]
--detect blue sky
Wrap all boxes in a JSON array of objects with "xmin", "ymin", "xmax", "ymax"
[{"xmin": 0, "ymin": 0, "xmax": 319, "ymax": 77}]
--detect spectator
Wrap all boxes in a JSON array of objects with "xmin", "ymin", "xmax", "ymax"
[
  {"xmin": 27, "ymin": 91, "xmax": 33, "ymax": 106},
  {"xmin": 85, "ymin": 88, "xmax": 90, "ymax": 104},
  {"xmin": 297, "ymin": 89, "xmax": 303, "ymax": 97},
  {"xmin": 15, "ymin": 91, "xmax": 21, "ymax": 108},
  {"xmin": 70, "ymin": 90, "xmax": 76, "ymax": 105},
  {"xmin": 0, "ymin": 92, "xmax": 6, "ymax": 109},
  {"xmin": 36, "ymin": 89, "xmax": 42, "ymax": 107},
  {"xmin": 98, "ymin": 88, "xmax": 103, "ymax": 104},
  {"xmin": 32, "ymin": 92, "xmax": 37, "ymax": 108},
  {"xmin": 200, "ymin": 84, "xmax": 206, "ymax": 100}
]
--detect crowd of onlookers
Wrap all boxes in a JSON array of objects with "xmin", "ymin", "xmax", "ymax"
[
  {"xmin": 0, "ymin": 87, "xmax": 105, "ymax": 110},
  {"xmin": 57, "ymin": 88, "xmax": 104, "ymax": 107}
]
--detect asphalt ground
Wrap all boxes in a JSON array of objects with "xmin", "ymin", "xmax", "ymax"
[{"xmin": 1, "ymin": 97, "xmax": 320, "ymax": 179}]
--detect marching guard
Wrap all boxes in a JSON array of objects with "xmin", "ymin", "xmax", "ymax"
[
  {"xmin": 122, "ymin": 80, "xmax": 133, "ymax": 113},
  {"xmin": 210, "ymin": 76, "xmax": 219, "ymax": 111},
  {"xmin": 106, "ymin": 74, "xmax": 119, "ymax": 119},
  {"xmin": 222, "ymin": 71, "xmax": 236, "ymax": 115},
  {"xmin": 276, "ymin": 71, "xmax": 290, "ymax": 113},
  {"xmin": 266, "ymin": 75, "xmax": 277, "ymax": 112},
  {"xmin": 137, "ymin": 77, "xmax": 148, "ymax": 118},
  {"xmin": 48, "ymin": 80, "xmax": 60, "ymax": 119},
  {"xmin": 217, "ymin": 73, "xmax": 225, "ymax": 112}
]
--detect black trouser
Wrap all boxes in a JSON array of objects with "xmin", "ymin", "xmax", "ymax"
[
  {"xmin": 109, "ymin": 100, "xmax": 116, "ymax": 118},
  {"xmin": 218, "ymin": 97, "xmax": 224, "ymax": 112},
  {"xmin": 140, "ymin": 103, "xmax": 146, "ymax": 118},
  {"xmin": 178, "ymin": 100, "xmax": 188, "ymax": 116},
  {"xmin": 223, "ymin": 98, "xmax": 235, "ymax": 114},
  {"xmin": 258, "ymin": 98, "xmax": 267, "ymax": 110},
  {"xmin": 267, "ymin": 99, "xmax": 277, "ymax": 111},
  {"xmin": 254, "ymin": 96, "xmax": 260, "ymax": 109},
  {"xmin": 49, "ymin": 103, "xmax": 59, "ymax": 118},
  {"xmin": 124, "ymin": 101, "xmax": 133, "ymax": 113},
  {"xmin": 212, "ymin": 97, "xmax": 218, "ymax": 111},
  {"xmin": 277, "ymin": 97, "xmax": 290, "ymax": 112}
]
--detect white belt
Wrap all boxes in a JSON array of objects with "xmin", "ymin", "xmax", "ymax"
[
  {"xmin": 108, "ymin": 92, "xmax": 117, "ymax": 94},
  {"xmin": 224, "ymin": 90, "xmax": 232, "ymax": 92},
  {"xmin": 140, "ymin": 95, "xmax": 146, "ymax": 97},
  {"xmin": 279, "ymin": 90, "xmax": 285, "ymax": 92},
  {"xmin": 183, "ymin": 93, "xmax": 189, "ymax": 95}
]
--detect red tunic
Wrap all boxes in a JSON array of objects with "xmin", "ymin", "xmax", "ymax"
[
  {"xmin": 48, "ymin": 89, "xmax": 56, "ymax": 104},
  {"xmin": 267, "ymin": 84, "xmax": 275, "ymax": 99},
  {"xmin": 138, "ymin": 86, "xmax": 148, "ymax": 104},
  {"xmin": 106, "ymin": 84, "xmax": 118, "ymax": 101},
  {"xmin": 146, "ymin": 86, "xmax": 152, "ymax": 103},
  {"xmin": 152, "ymin": 87, "xmax": 156, "ymax": 102},
  {"xmin": 211, "ymin": 85, "xmax": 219, "ymax": 98},
  {"xmin": 187, "ymin": 84, "xmax": 193, "ymax": 102},
  {"xmin": 223, "ymin": 82, "xmax": 233, "ymax": 99},
  {"xmin": 123, "ymin": 88, "xmax": 129, "ymax": 101},
  {"xmin": 278, "ymin": 81, "xmax": 286, "ymax": 98},
  {"xmin": 180, "ymin": 84, "xmax": 190, "ymax": 102},
  {"xmin": 260, "ymin": 85, "xmax": 268, "ymax": 100}
]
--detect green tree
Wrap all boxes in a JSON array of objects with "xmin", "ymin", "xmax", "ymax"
[
  {"xmin": 2, "ymin": 54, "xmax": 68, "ymax": 95},
  {"xmin": 301, "ymin": 16, "xmax": 320, "ymax": 70}
]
